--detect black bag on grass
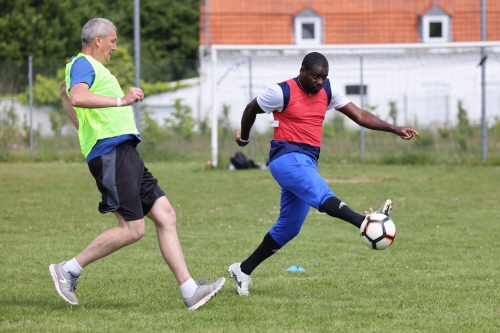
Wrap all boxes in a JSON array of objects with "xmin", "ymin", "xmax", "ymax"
[{"xmin": 230, "ymin": 151, "xmax": 258, "ymax": 169}]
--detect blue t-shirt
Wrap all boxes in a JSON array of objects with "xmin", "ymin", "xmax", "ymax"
[
  {"xmin": 69, "ymin": 57, "xmax": 141, "ymax": 163},
  {"xmin": 70, "ymin": 57, "xmax": 95, "ymax": 90}
]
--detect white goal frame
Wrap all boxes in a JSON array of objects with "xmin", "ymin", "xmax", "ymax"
[{"xmin": 208, "ymin": 41, "xmax": 500, "ymax": 167}]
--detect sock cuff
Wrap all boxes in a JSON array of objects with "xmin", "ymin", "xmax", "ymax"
[
  {"xmin": 264, "ymin": 232, "xmax": 281, "ymax": 250},
  {"xmin": 180, "ymin": 278, "xmax": 197, "ymax": 299}
]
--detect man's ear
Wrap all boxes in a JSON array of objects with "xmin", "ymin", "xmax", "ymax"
[
  {"xmin": 299, "ymin": 66, "xmax": 305, "ymax": 75},
  {"xmin": 94, "ymin": 35, "xmax": 101, "ymax": 46}
]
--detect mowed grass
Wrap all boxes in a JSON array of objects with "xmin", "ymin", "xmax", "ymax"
[{"xmin": 1, "ymin": 161, "xmax": 500, "ymax": 332}]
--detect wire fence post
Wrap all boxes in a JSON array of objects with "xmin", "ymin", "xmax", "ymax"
[
  {"xmin": 28, "ymin": 56, "xmax": 34, "ymax": 159},
  {"xmin": 133, "ymin": 0, "xmax": 141, "ymax": 131},
  {"xmin": 359, "ymin": 56, "xmax": 365, "ymax": 160},
  {"xmin": 211, "ymin": 47, "xmax": 218, "ymax": 167},
  {"xmin": 480, "ymin": 0, "xmax": 487, "ymax": 161}
]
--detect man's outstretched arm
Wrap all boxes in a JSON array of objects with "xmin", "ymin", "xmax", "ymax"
[{"xmin": 338, "ymin": 102, "xmax": 419, "ymax": 140}]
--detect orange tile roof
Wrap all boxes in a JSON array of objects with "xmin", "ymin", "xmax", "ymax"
[{"xmin": 200, "ymin": 0, "xmax": 500, "ymax": 45}]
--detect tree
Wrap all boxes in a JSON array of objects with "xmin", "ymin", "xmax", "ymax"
[
  {"xmin": 164, "ymin": 99, "xmax": 195, "ymax": 140},
  {"xmin": 0, "ymin": 0, "xmax": 201, "ymax": 61},
  {"xmin": 0, "ymin": 0, "xmax": 81, "ymax": 60},
  {"xmin": 141, "ymin": 110, "xmax": 165, "ymax": 146},
  {"xmin": 218, "ymin": 104, "xmax": 232, "ymax": 139},
  {"xmin": 138, "ymin": 0, "xmax": 200, "ymax": 60},
  {"xmin": 1, "ymin": 0, "xmax": 201, "ymax": 96},
  {"xmin": 388, "ymin": 100, "xmax": 398, "ymax": 125},
  {"xmin": 0, "ymin": 102, "xmax": 21, "ymax": 147},
  {"xmin": 456, "ymin": 100, "xmax": 472, "ymax": 151}
]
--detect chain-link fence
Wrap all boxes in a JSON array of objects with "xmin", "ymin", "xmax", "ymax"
[
  {"xmin": 0, "ymin": 58, "xmax": 205, "ymax": 163},
  {"xmin": 1, "ymin": 45, "xmax": 500, "ymax": 165},
  {"xmin": 203, "ymin": 43, "xmax": 500, "ymax": 166}
]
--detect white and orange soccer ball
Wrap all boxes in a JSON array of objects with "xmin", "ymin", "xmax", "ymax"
[{"xmin": 360, "ymin": 213, "xmax": 396, "ymax": 250}]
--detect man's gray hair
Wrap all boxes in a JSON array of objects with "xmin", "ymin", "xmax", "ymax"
[{"xmin": 81, "ymin": 18, "xmax": 117, "ymax": 47}]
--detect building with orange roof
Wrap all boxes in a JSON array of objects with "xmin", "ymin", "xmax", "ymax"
[{"xmin": 200, "ymin": 0, "xmax": 499, "ymax": 46}]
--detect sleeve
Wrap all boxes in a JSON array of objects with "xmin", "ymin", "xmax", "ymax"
[
  {"xmin": 256, "ymin": 84, "xmax": 284, "ymax": 113},
  {"xmin": 69, "ymin": 57, "xmax": 96, "ymax": 90},
  {"xmin": 327, "ymin": 81, "xmax": 350, "ymax": 111}
]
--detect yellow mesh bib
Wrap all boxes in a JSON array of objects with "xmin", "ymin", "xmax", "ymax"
[{"xmin": 65, "ymin": 54, "xmax": 138, "ymax": 158}]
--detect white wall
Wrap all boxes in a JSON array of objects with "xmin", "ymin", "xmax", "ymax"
[
  {"xmin": 193, "ymin": 47, "xmax": 500, "ymax": 133},
  {"xmin": 0, "ymin": 98, "xmax": 76, "ymax": 137},
  {"xmin": 4, "ymin": 46, "xmax": 499, "ymax": 137}
]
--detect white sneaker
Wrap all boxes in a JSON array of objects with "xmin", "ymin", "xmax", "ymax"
[
  {"xmin": 376, "ymin": 199, "xmax": 393, "ymax": 216},
  {"xmin": 228, "ymin": 263, "xmax": 251, "ymax": 296}
]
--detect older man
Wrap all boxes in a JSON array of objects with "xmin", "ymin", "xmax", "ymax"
[{"xmin": 50, "ymin": 17, "xmax": 224, "ymax": 310}]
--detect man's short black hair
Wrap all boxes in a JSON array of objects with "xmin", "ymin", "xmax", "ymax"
[{"xmin": 301, "ymin": 52, "xmax": 329, "ymax": 71}]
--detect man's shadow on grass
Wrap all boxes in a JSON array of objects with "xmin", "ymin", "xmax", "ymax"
[{"xmin": 0, "ymin": 295, "xmax": 180, "ymax": 312}]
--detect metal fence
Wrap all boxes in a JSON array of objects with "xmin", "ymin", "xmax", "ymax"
[
  {"xmin": 204, "ymin": 42, "xmax": 500, "ymax": 166},
  {"xmin": 1, "ymin": 44, "xmax": 500, "ymax": 165}
]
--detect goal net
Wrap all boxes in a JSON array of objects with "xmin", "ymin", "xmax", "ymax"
[{"xmin": 200, "ymin": 42, "xmax": 500, "ymax": 166}]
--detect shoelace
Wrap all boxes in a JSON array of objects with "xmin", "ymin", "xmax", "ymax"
[
  {"xmin": 364, "ymin": 207, "xmax": 374, "ymax": 215},
  {"xmin": 69, "ymin": 275, "xmax": 79, "ymax": 292},
  {"xmin": 197, "ymin": 276, "xmax": 211, "ymax": 286}
]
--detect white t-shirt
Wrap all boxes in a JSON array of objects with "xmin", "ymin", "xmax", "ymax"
[{"xmin": 256, "ymin": 80, "xmax": 350, "ymax": 113}]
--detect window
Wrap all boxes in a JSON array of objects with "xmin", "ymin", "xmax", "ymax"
[
  {"xmin": 429, "ymin": 22, "xmax": 443, "ymax": 38},
  {"xmin": 421, "ymin": 6, "xmax": 451, "ymax": 43},
  {"xmin": 345, "ymin": 85, "xmax": 369, "ymax": 110},
  {"xmin": 294, "ymin": 9, "xmax": 322, "ymax": 45},
  {"xmin": 345, "ymin": 85, "xmax": 367, "ymax": 95},
  {"xmin": 302, "ymin": 23, "xmax": 315, "ymax": 39}
]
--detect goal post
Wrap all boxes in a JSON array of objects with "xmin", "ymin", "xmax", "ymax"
[{"xmin": 205, "ymin": 41, "xmax": 500, "ymax": 167}]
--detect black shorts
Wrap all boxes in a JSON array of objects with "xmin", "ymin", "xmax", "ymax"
[{"xmin": 88, "ymin": 140, "xmax": 165, "ymax": 221}]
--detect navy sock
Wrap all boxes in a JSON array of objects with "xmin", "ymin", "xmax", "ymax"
[
  {"xmin": 320, "ymin": 196, "xmax": 365, "ymax": 228},
  {"xmin": 240, "ymin": 232, "xmax": 281, "ymax": 275}
]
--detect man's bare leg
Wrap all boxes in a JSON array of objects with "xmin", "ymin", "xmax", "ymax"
[
  {"xmin": 146, "ymin": 196, "xmax": 191, "ymax": 285},
  {"xmin": 76, "ymin": 212, "xmax": 145, "ymax": 268},
  {"xmin": 50, "ymin": 212, "xmax": 145, "ymax": 305},
  {"xmin": 146, "ymin": 195, "xmax": 225, "ymax": 310}
]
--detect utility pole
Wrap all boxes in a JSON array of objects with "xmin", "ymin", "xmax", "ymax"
[
  {"xmin": 480, "ymin": 0, "xmax": 487, "ymax": 161},
  {"xmin": 133, "ymin": 0, "xmax": 141, "ymax": 130}
]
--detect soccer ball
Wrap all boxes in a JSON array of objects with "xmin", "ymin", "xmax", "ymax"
[{"xmin": 360, "ymin": 213, "xmax": 396, "ymax": 250}]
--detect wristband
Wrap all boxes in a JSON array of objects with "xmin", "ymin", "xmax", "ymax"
[
  {"xmin": 117, "ymin": 98, "xmax": 121, "ymax": 107},
  {"xmin": 239, "ymin": 137, "xmax": 250, "ymax": 143}
]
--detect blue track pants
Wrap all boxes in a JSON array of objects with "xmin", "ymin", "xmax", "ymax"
[{"xmin": 268, "ymin": 152, "xmax": 335, "ymax": 247}]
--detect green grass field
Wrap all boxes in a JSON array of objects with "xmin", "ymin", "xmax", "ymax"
[{"xmin": 1, "ymin": 161, "xmax": 500, "ymax": 332}]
